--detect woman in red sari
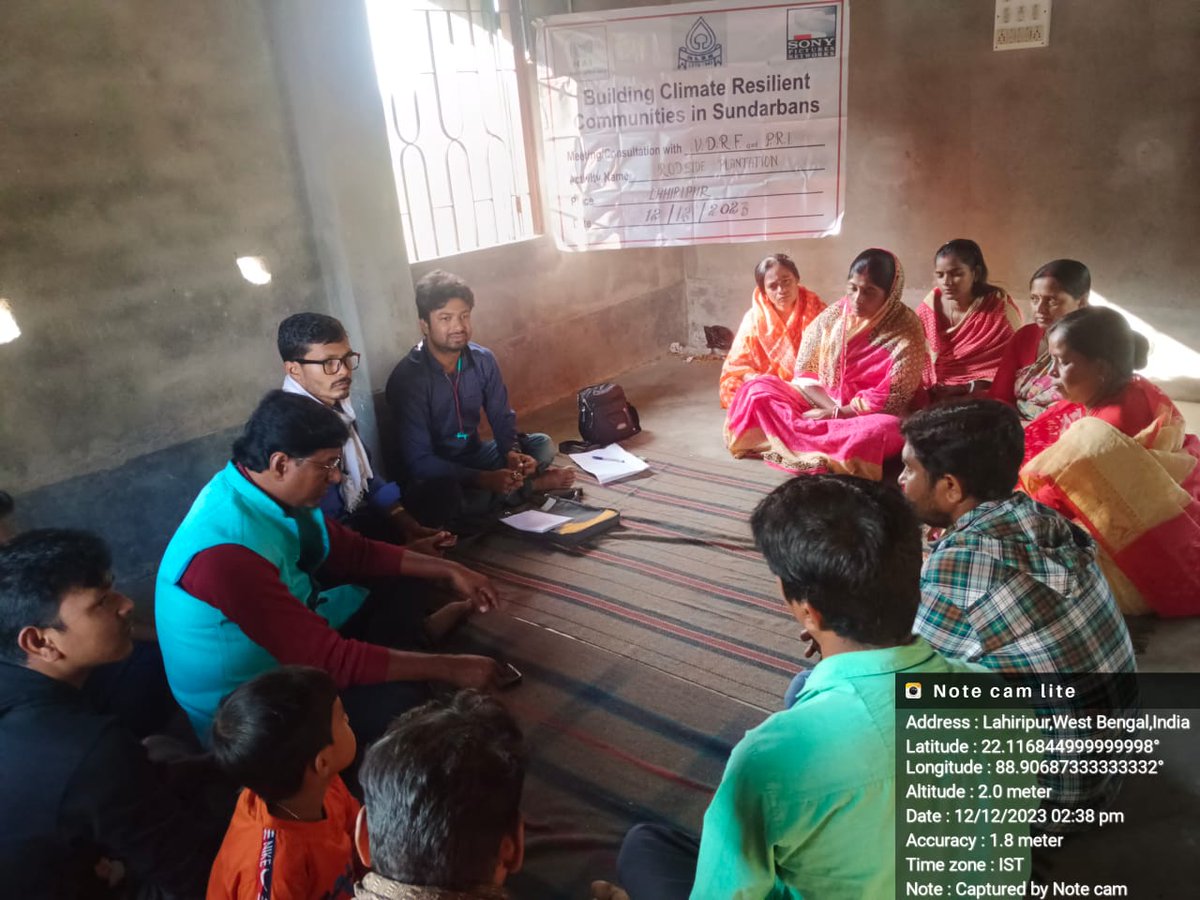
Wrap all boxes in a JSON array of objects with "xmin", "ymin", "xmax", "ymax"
[
  {"xmin": 724, "ymin": 248, "xmax": 925, "ymax": 479},
  {"xmin": 990, "ymin": 259, "xmax": 1090, "ymax": 421},
  {"xmin": 919, "ymin": 239, "xmax": 1023, "ymax": 402},
  {"xmin": 1021, "ymin": 307, "xmax": 1200, "ymax": 616},
  {"xmin": 718, "ymin": 252, "xmax": 826, "ymax": 408}
]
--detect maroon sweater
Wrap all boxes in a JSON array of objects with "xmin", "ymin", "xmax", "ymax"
[{"xmin": 178, "ymin": 515, "xmax": 407, "ymax": 688}]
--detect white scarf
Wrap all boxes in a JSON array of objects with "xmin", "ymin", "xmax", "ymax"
[{"xmin": 282, "ymin": 375, "xmax": 373, "ymax": 513}]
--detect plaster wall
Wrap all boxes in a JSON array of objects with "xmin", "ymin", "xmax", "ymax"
[
  {"xmin": 682, "ymin": 0, "xmax": 1200, "ymax": 399},
  {"xmin": 0, "ymin": 0, "xmax": 687, "ymax": 592},
  {"xmin": 0, "ymin": 0, "xmax": 326, "ymax": 492}
]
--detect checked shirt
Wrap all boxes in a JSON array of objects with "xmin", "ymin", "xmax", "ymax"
[{"xmin": 915, "ymin": 492, "xmax": 1136, "ymax": 828}]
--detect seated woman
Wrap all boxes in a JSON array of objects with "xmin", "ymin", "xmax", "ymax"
[
  {"xmin": 718, "ymin": 252, "xmax": 825, "ymax": 408},
  {"xmin": 724, "ymin": 248, "xmax": 925, "ymax": 479},
  {"xmin": 919, "ymin": 239, "xmax": 1023, "ymax": 402},
  {"xmin": 990, "ymin": 259, "xmax": 1089, "ymax": 421},
  {"xmin": 1021, "ymin": 307, "xmax": 1200, "ymax": 616}
]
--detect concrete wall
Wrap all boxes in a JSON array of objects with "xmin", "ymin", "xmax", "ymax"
[
  {"xmin": 0, "ymin": 0, "xmax": 686, "ymax": 596},
  {"xmin": 0, "ymin": 0, "xmax": 326, "ymax": 493},
  {"xmin": 684, "ymin": 0, "xmax": 1200, "ymax": 400}
]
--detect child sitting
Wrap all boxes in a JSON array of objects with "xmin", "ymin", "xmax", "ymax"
[{"xmin": 208, "ymin": 666, "xmax": 359, "ymax": 900}]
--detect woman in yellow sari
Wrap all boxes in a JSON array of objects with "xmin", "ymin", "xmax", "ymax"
[
  {"xmin": 1021, "ymin": 307, "xmax": 1200, "ymax": 616},
  {"xmin": 718, "ymin": 253, "xmax": 825, "ymax": 408}
]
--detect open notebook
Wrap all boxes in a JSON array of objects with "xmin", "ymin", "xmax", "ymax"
[{"xmin": 567, "ymin": 443, "xmax": 649, "ymax": 485}]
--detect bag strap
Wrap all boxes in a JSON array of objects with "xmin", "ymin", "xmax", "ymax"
[{"xmin": 558, "ymin": 439, "xmax": 602, "ymax": 454}]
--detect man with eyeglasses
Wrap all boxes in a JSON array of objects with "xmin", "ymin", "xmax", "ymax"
[
  {"xmin": 155, "ymin": 391, "xmax": 507, "ymax": 751},
  {"xmin": 278, "ymin": 313, "xmax": 455, "ymax": 551}
]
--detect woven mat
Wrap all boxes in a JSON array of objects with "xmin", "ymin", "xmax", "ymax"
[{"xmin": 460, "ymin": 452, "xmax": 803, "ymax": 712}]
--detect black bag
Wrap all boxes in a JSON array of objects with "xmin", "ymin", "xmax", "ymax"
[
  {"xmin": 576, "ymin": 382, "xmax": 641, "ymax": 446},
  {"xmin": 502, "ymin": 496, "xmax": 621, "ymax": 547}
]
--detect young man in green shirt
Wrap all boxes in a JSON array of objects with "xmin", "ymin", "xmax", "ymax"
[{"xmin": 599, "ymin": 475, "xmax": 1029, "ymax": 900}]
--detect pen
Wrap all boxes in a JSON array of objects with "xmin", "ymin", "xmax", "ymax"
[{"xmin": 592, "ymin": 455, "xmax": 623, "ymax": 462}]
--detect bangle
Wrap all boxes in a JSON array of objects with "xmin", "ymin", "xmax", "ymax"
[{"xmin": 833, "ymin": 406, "xmax": 840, "ymax": 419}]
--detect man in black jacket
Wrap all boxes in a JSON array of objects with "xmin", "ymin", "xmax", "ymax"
[{"xmin": 0, "ymin": 529, "xmax": 215, "ymax": 898}]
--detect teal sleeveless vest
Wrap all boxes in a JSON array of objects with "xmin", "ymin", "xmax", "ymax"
[{"xmin": 155, "ymin": 462, "xmax": 367, "ymax": 740}]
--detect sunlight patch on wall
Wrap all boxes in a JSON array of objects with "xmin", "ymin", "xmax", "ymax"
[
  {"xmin": 1090, "ymin": 291, "xmax": 1200, "ymax": 384},
  {"xmin": 0, "ymin": 299, "xmax": 20, "ymax": 344},
  {"xmin": 236, "ymin": 256, "xmax": 272, "ymax": 286}
]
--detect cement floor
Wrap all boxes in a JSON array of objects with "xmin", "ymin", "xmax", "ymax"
[{"xmin": 522, "ymin": 353, "xmax": 1200, "ymax": 673}]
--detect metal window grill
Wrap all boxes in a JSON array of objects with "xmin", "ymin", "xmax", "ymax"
[{"xmin": 367, "ymin": 0, "xmax": 536, "ymax": 261}]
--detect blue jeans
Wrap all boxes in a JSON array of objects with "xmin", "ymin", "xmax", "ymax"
[
  {"xmin": 453, "ymin": 432, "xmax": 555, "ymax": 475},
  {"xmin": 404, "ymin": 434, "xmax": 556, "ymax": 530},
  {"xmin": 456, "ymin": 432, "xmax": 556, "ymax": 516}
]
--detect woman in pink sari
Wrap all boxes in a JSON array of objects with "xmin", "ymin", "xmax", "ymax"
[
  {"xmin": 1021, "ymin": 307, "xmax": 1200, "ymax": 616},
  {"xmin": 724, "ymin": 248, "xmax": 926, "ymax": 479},
  {"xmin": 920, "ymin": 239, "xmax": 1023, "ymax": 402},
  {"xmin": 719, "ymin": 253, "xmax": 826, "ymax": 408},
  {"xmin": 990, "ymin": 259, "xmax": 1090, "ymax": 421}
]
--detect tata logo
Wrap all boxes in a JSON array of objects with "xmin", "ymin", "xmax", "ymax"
[
  {"xmin": 787, "ymin": 5, "xmax": 839, "ymax": 60},
  {"xmin": 678, "ymin": 17, "xmax": 722, "ymax": 69}
]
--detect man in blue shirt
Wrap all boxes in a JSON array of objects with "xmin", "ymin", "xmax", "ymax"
[{"xmin": 386, "ymin": 270, "xmax": 574, "ymax": 525}]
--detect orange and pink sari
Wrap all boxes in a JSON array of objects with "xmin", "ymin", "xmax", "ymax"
[
  {"xmin": 919, "ymin": 288, "xmax": 1023, "ymax": 388},
  {"xmin": 718, "ymin": 285, "xmax": 826, "ymax": 408},
  {"xmin": 1021, "ymin": 376, "xmax": 1200, "ymax": 616},
  {"xmin": 724, "ymin": 252, "xmax": 926, "ymax": 479}
]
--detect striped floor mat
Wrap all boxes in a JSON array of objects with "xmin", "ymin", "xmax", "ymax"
[
  {"xmin": 461, "ymin": 452, "xmax": 804, "ymax": 712},
  {"xmin": 463, "ymin": 614, "xmax": 765, "ymax": 898},
  {"xmin": 450, "ymin": 452, "xmax": 806, "ymax": 895}
]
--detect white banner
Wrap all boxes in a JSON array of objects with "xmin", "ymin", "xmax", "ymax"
[{"xmin": 535, "ymin": 0, "xmax": 849, "ymax": 250}]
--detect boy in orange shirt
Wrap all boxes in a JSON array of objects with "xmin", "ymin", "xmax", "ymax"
[{"xmin": 208, "ymin": 666, "xmax": 359, "ymax": 900}]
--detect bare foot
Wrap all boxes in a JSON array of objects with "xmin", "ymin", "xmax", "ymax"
[
  {"xmin": 531, "ymin": 467, "xmax": 576, "ymax": 491},
  {"xmin": 590, "ymin": 881, "xmax": 630, "ymax": 900},
  {"xmin": 423, "ymin": 599, "xmax": 475, "ymax": 642},
  {"xmin": 406, "ymin": 531, "xmax": 458, "ymax": 557}
]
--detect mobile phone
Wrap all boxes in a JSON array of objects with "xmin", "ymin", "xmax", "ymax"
[{"xmin": 496, "ymin": 662, "xmax": 523, "ymax": 690}]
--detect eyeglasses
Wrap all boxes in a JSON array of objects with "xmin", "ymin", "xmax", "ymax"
[
  {"xmin": 299, "ymin": 456, "xmax": 343, "ymax": 475},
  {"xmin": 291, "ymin": 352, "xmax": 361, "ymax": 375}
]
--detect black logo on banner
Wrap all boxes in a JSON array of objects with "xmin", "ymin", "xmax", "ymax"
[
  {"xmin": 787, "ymin": 5, "xmax": 838, "ymax": 60},
  {"xmin": 678, "ymin": 17, "xmax": 722, "ymax": 69}
]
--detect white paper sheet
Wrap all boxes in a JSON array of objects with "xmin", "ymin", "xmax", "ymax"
[
  {"xmin": 501, "ymin": 510, "xmax": 573, "ymax": 533},
  {"xmin": 567, "ymin": 443, "xmax": 650, "ymax": 485}
]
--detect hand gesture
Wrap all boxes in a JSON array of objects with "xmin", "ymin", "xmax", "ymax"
[
  {"xmin": 446, "ymin": 563, "xmax": 501, "ymax": 612},
  {"xmin": 478, "ymin": 468, "xmax": 523, "ymax": 494},
  {"xmin": 506, "ymin": 450, "xmax": 538, "ymax": 477},
  {"xmin": 801, "ymin": 407, "xmax": 836, "ymax": 420},
  {"xmin": 443, "ymin": 654, "xmax": 506, "ymax": 690}
]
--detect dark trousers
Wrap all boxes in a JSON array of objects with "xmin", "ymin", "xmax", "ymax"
[
  {"xmin": 617, "ymin": 823, "xmax": 700, "ymax": 900},
  {"xmin": 404, "ymin": 433, "xmax": 556, "ymax": 533},
  {"xmin": 337, "ymin": 579, "xmax": 434, "ymax": 789}
]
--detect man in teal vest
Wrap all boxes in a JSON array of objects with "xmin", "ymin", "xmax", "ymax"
[{"xmin": 156, "ymin": 390, "xmax": 506, "ymax": 746}]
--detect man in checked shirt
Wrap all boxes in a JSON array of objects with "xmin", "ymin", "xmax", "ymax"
[{"xmin": 899, "ymin": 398, "xmax": 1137, "ymax": 833}]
